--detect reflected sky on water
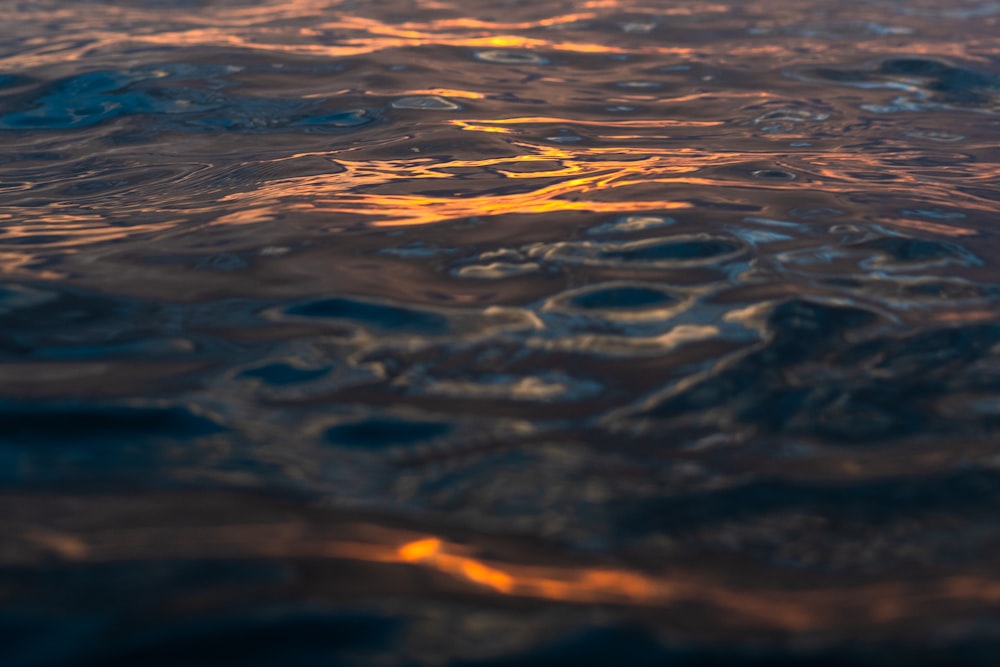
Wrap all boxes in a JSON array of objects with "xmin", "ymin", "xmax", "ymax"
[{"xmin": 2, "ymin": 1, "xmax": 1000, "ymax": 665}]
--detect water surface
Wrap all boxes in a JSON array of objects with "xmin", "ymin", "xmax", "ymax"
[{"xmin": 3, "ymin": 0, "xmax": 1000, "ymax": 665}]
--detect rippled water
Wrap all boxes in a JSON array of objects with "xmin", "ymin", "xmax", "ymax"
[{"xmin": 3, "ymin": 0, "xmax": 1000, "ymax": 665}]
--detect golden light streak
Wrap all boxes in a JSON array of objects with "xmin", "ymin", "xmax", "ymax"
[
  {"xmin": 398, "ymin": 537, "xmax": 442, "ymax": 561},
  {"xmin": 203, "ymin": 130, "xmax": 994, "ymax": 231},
  {"xmin": 398, "ymin": 89, "xmax": 485, "ymax": 100},
  {"xmin": 213, "ymin": 142, "xmax": 713, "ymax": 227},
  {"xmin": 1, "ymin": 0, "xmax": 992, "ymax": 71},
  {"xmin": 0, "ymin": 211, "xmax": 186, "ymax": 276},
  {"xmin": 373, "ymin": 537, "xmax": 1000, "ymax": 631},
  {"xmin": 450, "ymin": 117, "xmax": 723, "ymax": 128},
  {"xmin": 16, "ymin": 511, "xmax": 1000, "ymax": 633},
  {"xmin": 396, "ymin": 13, "xmax": 599, "ymax": 31}
]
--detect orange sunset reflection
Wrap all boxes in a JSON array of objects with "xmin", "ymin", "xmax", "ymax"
[
  {"xmin": 14, "ymin": 506, "xmax": 1000, "ymax": 634},
  {"xmin": 2, "ymin": 0, "xmax": 1000, "ymax": 662}
]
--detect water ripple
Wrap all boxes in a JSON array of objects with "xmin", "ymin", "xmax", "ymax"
[{"xmin": 3, "ymin": 0, "xmax": 1000, "ymax": 664}]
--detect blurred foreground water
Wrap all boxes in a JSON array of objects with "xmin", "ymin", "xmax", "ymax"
[{"xmin": 2, "ymin": 0, "xmax": 1000, "ymax": 664}]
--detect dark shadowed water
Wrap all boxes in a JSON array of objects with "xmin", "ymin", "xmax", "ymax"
[{"xmin": 2, "ymin": 0, "xmax": 1000, "ymax": 665}]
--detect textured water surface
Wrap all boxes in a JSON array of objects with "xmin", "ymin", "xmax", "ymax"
[{"xmin": 2, "ymin": 0, "xmax": 1000, "ymax": 665}]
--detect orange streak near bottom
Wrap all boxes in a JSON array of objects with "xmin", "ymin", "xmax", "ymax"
[
  {"xmin": 389, "ymin": 537, "xmax": 1000, "ymax": 631},
  {"xmin": 20, "ymin": 524, "xmax": 1000, "ymax": 633}
]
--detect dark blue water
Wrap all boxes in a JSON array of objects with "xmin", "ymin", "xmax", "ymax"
[{"xmin": 3, "ymin": 0, "xmax": 1000, "ymax": 665}]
